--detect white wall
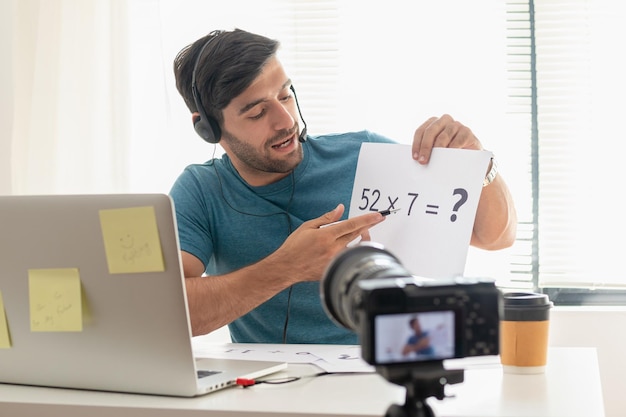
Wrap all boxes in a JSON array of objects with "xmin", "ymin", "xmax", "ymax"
[{"xmin": 549, "ymin": 307, "xmax": 626, "ymax": 417}]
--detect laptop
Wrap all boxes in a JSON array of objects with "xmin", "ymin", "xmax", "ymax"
[{"xmin": 0, "ymin": 193, "xmax": 286, "ymax": 397}]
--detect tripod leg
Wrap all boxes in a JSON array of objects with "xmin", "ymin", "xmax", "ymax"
[
  {"xmin": 385, "ymin": 404, "xmax": 408, "ymax": 417},
  {"xmin": 414, "ymin": 399, "xmax": 436, "ymax": 417},
  {"xmin": 385, "ymin": 397, "xmax": 435, "ymax": 417}
]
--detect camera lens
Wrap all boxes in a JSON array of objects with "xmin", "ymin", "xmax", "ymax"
[{"xmin": 321, "ymin": 242, "xmax": 411, "ymax": 331}]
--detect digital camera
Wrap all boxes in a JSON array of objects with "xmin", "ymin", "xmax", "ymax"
[{"xmin": 321, "ymin": 242, "xmax": 502, "ymax": 366}]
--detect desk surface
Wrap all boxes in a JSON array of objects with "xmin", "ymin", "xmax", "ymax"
[{"xmin": 0, "ymin": 347, "xmax": 604, "ymax": 417}]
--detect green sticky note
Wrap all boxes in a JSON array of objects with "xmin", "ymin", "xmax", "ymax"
[
  {"xmin": 28, "ymin": 268, "xmax": 83, "ymax": 332},
  {"xmin": 99, "ymin": 206, "xmax": 165, "ymax": 274},
  {"xmin": 0, "ymin": 290, "xmax": 11, "ymax": 348}
]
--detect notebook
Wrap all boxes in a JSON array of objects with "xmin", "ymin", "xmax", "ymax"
[{"xmin": 0, "ymin": 193, "xmax": 286, "ymax": 397}]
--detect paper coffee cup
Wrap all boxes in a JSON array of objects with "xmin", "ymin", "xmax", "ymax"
[{"xmin": 500, "ymin": 292, "xmax": 553, "ymax": 374}]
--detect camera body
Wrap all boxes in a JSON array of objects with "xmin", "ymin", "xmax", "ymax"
[
  {"xmin": 356, "ymin": 276, "xmax": 500, "ymax": 365},
  {"xmin": 322, "ymin": 242, "xmax": 502, "ymax": 367}
]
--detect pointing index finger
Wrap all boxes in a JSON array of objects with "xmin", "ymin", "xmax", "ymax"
[{"xmin": 319, "ymin": 208, "xmax": 399, "ymax": 229}]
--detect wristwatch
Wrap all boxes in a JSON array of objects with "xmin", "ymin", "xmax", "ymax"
[{"xmin": 483, "ymin": 157, "xmax": 498, "ymax": 187}]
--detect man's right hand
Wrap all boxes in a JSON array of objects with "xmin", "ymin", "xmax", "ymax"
[
  {"xmin": 181, "ymin": 204, "xmax": 385, "ymax": 336},
  {"xmin": 268, "ymin": 204, "xmax": 386, "ymax": 283}
]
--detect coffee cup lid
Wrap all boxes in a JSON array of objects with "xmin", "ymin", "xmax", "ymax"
[
  {"xmin": 503, "ymin": 292, "xmax": 552, "ymax": 308},
  {"xmin": 502, "ymin": 292, "xmax": 553, "ymax": 321}
]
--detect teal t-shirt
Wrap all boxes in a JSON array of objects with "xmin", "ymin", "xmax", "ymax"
[{"xmin": 169, "ymin": 131, "xmax": 395, "ymax": 344}]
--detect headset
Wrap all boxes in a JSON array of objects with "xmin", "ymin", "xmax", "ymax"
[
  {"xmin": 190, "ymin": 34, "xmax": 308, "ymax": 144},
  {"xmin": 190, "ymin": 35, "xmax": 221, "ymax": 144}
]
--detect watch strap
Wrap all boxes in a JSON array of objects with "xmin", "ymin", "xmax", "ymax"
[{"xmin": 483, "ymin": 157, "xmax": 498, "ymax": 187}]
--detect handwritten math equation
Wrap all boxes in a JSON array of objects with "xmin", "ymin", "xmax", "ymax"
[{"xmin": 355, "ymin": 187, "xmax": 469, "ymax": 222}]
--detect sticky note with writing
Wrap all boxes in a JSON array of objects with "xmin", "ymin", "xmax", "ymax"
[
  {"xmin": 99, "ymin": 206, "xmax": 165, "ymax": 274},
  {"xmin": 0, "ymin": 290, "xmax": 11, "ymax": 348},
  {"xmin": 28, "ymin": 268, "xmax": 83, "ymax": 332}
]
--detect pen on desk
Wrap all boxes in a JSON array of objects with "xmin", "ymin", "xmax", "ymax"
[{"xmin": 320, "ymin": 208, "xmax": 401, "ymax": 228}]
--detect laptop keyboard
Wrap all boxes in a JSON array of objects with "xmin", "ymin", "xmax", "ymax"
[{"xmin": 197, "ymin": 370, "xmax": 221, "ymax": 379}]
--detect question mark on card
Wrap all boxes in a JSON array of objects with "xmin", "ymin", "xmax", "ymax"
[{"xmin": 451, "ymin": 188, "xmax": 468, "ymax": 222}]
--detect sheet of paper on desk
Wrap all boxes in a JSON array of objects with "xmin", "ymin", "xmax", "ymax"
[
  {"xmin": 192, "ymin": 338, "xmax": 374, "ymax": 373},
  {"xmin": 350, "ymin": 144, "xmax": 492, "ymax": 279}
]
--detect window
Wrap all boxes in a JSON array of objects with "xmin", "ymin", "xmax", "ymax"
[
  {"xmin": 507, "ymin": 0, "xmax": 626, "ymax": 303},
  {"xmin": 10, "ymin": 0, "xmax": 625, "ymax": 303},
  {"xmin": 107, "ymin": 0, "xmax": 626, "ymax": 297}
]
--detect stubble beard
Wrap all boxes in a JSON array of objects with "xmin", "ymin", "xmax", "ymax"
[{"xmin": 221, "ymin": 126, "xmax": 303, "ymax": 174}]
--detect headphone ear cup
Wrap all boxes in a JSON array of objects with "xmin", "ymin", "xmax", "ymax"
[
  {"xmin": 190, "ymin": 34, "xmax": 222, "ymax": 144},
  {"xmin": 194, "ymin": 115, "xmax": 221, "ymax": 144}
]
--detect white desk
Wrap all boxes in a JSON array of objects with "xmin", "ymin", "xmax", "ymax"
[{"xmin": 0, "ymin": 347, "xmax": 604, "ymax": 417}]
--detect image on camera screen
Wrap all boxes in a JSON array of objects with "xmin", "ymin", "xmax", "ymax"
[{"xmin": 374, "ymin": 311, "xmax": 455, "ymax": 364}]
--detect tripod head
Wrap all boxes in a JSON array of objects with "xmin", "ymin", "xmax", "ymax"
[{"xmin": 377, "ymin": 362, "xmax": 464, "ymax": 417}]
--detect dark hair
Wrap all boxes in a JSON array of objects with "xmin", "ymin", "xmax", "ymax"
[{"xmin": 173, "ymin": 29, "xmax": 280, "ymax": 127}]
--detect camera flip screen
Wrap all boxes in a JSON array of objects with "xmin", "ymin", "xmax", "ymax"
[{"xmin": 373, "ymin": 310, "xmax": 456, "ymax": 365}]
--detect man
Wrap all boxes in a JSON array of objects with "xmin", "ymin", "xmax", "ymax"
[
  {"xmin": 171, "ymin": 28, "xmax": 516, "ymax": 344},
  {"xmin": 402, "ymin": 317, "xmax": 435, "ymax": 358}
]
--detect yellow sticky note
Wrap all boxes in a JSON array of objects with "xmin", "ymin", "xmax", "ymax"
[
  {"xmin": 0, "ymin": 290, "xmax": 11, "ymax": 348},
  {"xmin": 99, "ymin": 206, "xmax": 165, "ymax": 274},
  {"xmin": 28, "ymin": 268, "xmax": 83, "ymax": 332}
]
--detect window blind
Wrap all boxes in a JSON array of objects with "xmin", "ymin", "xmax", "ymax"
[
  {"xmin": 502, "ymin": 1, "xmax": 536, "ymax": 291},
  {"xmin": 534, "ymin": 0, "xmax": 626, "ymax": 289},
  {"xmin": 270, "ymin": 0, "xmax": 342, "ymax": 136}
]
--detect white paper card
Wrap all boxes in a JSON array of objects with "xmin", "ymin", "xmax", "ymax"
[{"xmin": 349, "ymin": 144, "xmax": 492, "ymax": 279}]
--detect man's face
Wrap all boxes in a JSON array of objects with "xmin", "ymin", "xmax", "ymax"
[
  {"xmin": 412, "ymin": 319, "xmax": 423, "ymax": 334},
  {"xmin": 219, "ymin": 57, "xmax": 304, "ymax": 186}
]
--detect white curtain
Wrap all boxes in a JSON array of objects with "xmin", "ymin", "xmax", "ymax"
[
  {"xmin": 5, "ymin": 0, "xmax": 131, "ymax": 195},
  {"xmin": 0, "ymin": 0, "xmax": 14, "ymax": 195}
]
